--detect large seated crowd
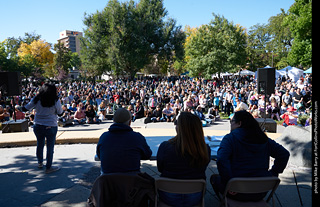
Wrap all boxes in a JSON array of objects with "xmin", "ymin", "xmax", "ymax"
[{"xmin": 0, "ymin": 73, "xmax": 312, "ymax": 127}]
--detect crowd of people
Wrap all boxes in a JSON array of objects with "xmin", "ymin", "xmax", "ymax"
[
  {"xmin": 0, "ymin": 73, "xmax": 306, "ymax": 205},
  {"xmin": 0, "ymin": 73, "xmax": 312, "ymax": 127}
]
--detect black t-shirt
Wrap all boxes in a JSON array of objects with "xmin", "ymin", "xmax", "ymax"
[{"xmin": 293, "ymin": 92, "xmax": 303, "ymax": 103}]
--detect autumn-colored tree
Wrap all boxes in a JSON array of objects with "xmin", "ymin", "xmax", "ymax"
[
  {"xmin": 17, "ymin": 39, "xmax": 53, "ymax": 76},
  {"xmin": 18, "ymin": 40, "xmax": 53, "ymax": 65}
]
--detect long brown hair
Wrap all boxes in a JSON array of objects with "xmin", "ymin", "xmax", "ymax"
[{"xmin": 169, "ymin": 112, "xmax": 209, "ymax": 167}]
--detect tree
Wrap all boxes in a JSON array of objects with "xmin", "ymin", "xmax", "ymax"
[
  {"xmin": 52, "ymin": 42, "xmax": 72, "ymax": 80},
  {"xmin": 17, "ymin": 39, "xmax": 53, "ymax": 77},
  {"xmin": 267, "ymin": 9, "xmax": 293, "ymax": 68},
  {"xmin": 284, "ymin": 0, "xmax": 312, "ymax": 67},
  {"xmin": 80, "ymin": 0, "xmax": 183, "ymax": 78},
  {"xmin": 0, "ymin": 33, "xmax": 41, "ymax": 75},
  {"xmin": 184, "ymin": 14, "xmax": 247, "ymax": 78},
  {"xmin": 246, "ymin": 24, "xmax": 271, "ymax": 70}
]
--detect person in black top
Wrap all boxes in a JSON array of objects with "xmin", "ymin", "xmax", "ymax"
[
  {"xmin": 85, "ymin": 104, "xmax": 99, "ymax": 124},
  {"xmin": 293, "ymin": 88, "xmax": 303, "ymax": 110},
  {"xmin": 96, "ymin": 108, "xmax": 152, "ymax": 174},
  {"xmin": 156, "ymin": 112, "xmax": 211, "ymax": 206}
]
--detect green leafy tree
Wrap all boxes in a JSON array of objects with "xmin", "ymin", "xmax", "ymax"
[
  {"xmin": 184, "ymin": 14, "xmax": 247, "ymax": 78},
  {"xmin": 69, "ymin": 52, "xmax": 82, "ymax": 70},
  {"xmin": 52, "ymin": 42, "xmax": 72, "ymax": 80},
  {"xmin": 267, "ymin": 9, "xmax": 293, "ymax": 68},
  {"xmin": 0, "ymin": 33, "xmax": 41, "ymax": 76},
  {"xmin": 80, "ymin": 0, "xmax": 183, "ymax": 78},
  {"xmin": 246, "ymin": 24, "xmax": 271, "ymax": 70},
  {"xmin": 284, "ymin": 0, "xmax": 312, "ymax": 67}
]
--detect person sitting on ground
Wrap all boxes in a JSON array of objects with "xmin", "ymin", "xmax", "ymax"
[
  {"xmin": 0, "ymin": 105, "xmax": 10, "ymax": 122},
  {"xmin": 85, "ymin": 104, "xmax": 100, "ymax": 124},
  {"xmin": 58, "ymin": 105, "xmax": 74, "ymax": 127},
  {"xmin": 151, "ymin": 105, "xmax": 163, "ymax": 122},
  {"xmin": 281, "ymin": 106, "xmax": 298, "ymax": 127},
  {"xmin": 13, "ymin": 105, "xmax": 25, "ymax": 120},
  {"xmin": 97, "ymin": 101, "xmax": 107, "ymax": 120},
  {"xmin": 156, "ymin": 112, "xmax": 211, "ymax": 206},
  {"xmin": 74, "ymin": 103, "xmax": 86, "ymax": 124},
  {"xmin": 210, "ymin": 110, "xmax": 289, "ymax": 202},
  {"xmin": 268, "ymin": 100, "xmax": 281, "ymax": 121},
  {"xmin": 162, "ymin": 103, "xmax": 174, "ymax": 122},
  {"xmin": 68, "ymin": 102, "xmax": 77, "ymax": 115},
  {"xmin": 194, "ymin": 105, "xmax": 212, "ymax": 126},
  {"xmin": 113, "ymin": 98, "xmax": 122, "ymax": 113},
  {"xmin": 96, "ymin": 108, "xmax": 152, "ymax": 174},
  {"xmin": 234, "ymin": 98, "xmax": 249, "ymax": 112},
  {"xmin": 249, "ymin": 95, "xmax": 258, "ymax": 112},
  {"xmin": 133, "ymin": 100, "xmax": 144, "ymax": 122}
]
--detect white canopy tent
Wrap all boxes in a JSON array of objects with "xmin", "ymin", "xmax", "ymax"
[
  {"xmin": 278, "ymin": 66, "xmax": 304, "ymax": 82},
  {"xmin": 234, "ymin": 70, "xmax": 255, "ymax": 76}
]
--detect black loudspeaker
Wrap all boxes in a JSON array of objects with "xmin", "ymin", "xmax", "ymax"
[
  {"xmin": 257, "ymin": 68, "xmax": 275, "ymax": 95},
  {"xmin": 2, "ymin": 120, "xmax": 29, "ymax": 133},
  {"xmin": 0, "ymin": 72, "xmax": 22, "ymax": 96}
]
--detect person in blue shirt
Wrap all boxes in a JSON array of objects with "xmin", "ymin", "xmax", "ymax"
[
  {"xmin": 210, "ymin": 110, "xmax": 290, "ymax": 202},
  {"xmin": 157, "ymin": 112, "xmax": 211, "ymax": 206},
  {"xmin": 96, "ymin": 108, "xmax": 152, "ymax": 174}
]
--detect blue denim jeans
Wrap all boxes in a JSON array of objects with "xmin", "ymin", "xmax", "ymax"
[
  {"xmin": 158, "ymin": 190, "xmax": 202, "ymax": 206},
  {"xmin": 33, "ymin": 124, "xmax": 58, "ymax": 169}
]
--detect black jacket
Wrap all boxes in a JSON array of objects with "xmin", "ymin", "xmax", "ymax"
[{"xmin": 88, "ymin": 173, "xmax": 155, "ymax": 207}]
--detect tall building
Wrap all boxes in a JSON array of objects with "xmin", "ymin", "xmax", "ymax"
[{"xmin": 57, "ymin": 30, "xmax": 83, "ymax": 53}]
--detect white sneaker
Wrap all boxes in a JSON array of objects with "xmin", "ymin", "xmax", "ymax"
[{"xmin": 45, "ymin": 166, "xmax": 61, "ymax": 174}]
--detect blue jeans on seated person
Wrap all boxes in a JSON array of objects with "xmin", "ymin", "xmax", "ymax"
[
  {"xmin": 33, "ymin": 124, "xmax": 57, "ymax": 169},
  {"xmin": 158, "ymin": 190, "xmax": 202, "ymax": 206}
]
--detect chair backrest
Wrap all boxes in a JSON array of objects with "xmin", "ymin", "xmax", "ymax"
[
  {"xmin": 155, "ymin": 177, "xmax": 206, "ymax": 207},
  {"xmin": 223, "ymin": 177, "xmax": 280, "ymax": 204}
]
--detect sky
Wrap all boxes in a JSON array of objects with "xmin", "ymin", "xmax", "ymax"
[{"xmin": 0, "ymin": 0, "xmax": 294, "ymax": 45}]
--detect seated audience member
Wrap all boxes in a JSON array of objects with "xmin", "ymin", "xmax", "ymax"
[
  {"xmin": 162, "ymin": 103, "xmax": 174, "ymax": 122},
  {"xmin": 97, "ymin": 101, "xmax": 107, "ymax": 120},
  {"xmin": 133, "ymin": 100, "xmax": 144, "ymax": 122},
  {"xmin": 14, "ymin": 105, "xmax": 25, "ymax": 120},
  {"xmin": 156, "ymin": 112, "xmax": 211, "ymax": 206},
  {"xmin": 144, "ymin": 106, "xmax": 153, "ymax": 124},
  {"xmin": 0, "ymin": 105, "xmax": 10, "ymax": 122},
  {"xmin": 281, "ymin": 106, "xmax": 298, "ymax": 127},
  {"xmin": 96, "ymin": 108, "xmax": 152, "ymax": 174},
  {"xmin": 211, "ymin": 110, "xmax": 289, "ymax": 202},
  {"xmin": 151, "ymin": 105, "xmax": 163, "ymax": 122},
  {"xmin": 74, "ymin": 103, "xmax": 86, "ymax": 124},
  {"xmin": 249, "ymin": 95, "xmax": 258, "ymax": 112},
  {"xmin": 68, "ymin": 103, "xmax": 77, "ymax": 115},
  {"xmin": 106, "ymin": 104, "xmax": 114, "ymax": 120},
  {"xmin": 280, "ymin": 102, "xmax": 288, "ymax": 115},
  {"xmin": 85, "ymin": 104, "xmax": 100, "ymax": 124},
  {"xmin": 194, "ymin": 105, "xmax": 212, "ymax": 125},
  {"xmin": 234, "ymin": 98, "xmax": 249, "ymax": 112},
  {"xmin": 58, "ymin": 105, "xmax": 73, "ymax": 127},
  {"xmin": 268, "ymin": 101, "xmax": 281, "ymax": 121},
  {"xmin": 113, "ymin": 98, "xmax": 122, "ymax": 112}
]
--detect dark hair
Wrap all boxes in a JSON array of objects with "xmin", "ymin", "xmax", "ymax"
[
  {"xmin": 232, "ymin": 110, "xmax": 268, "ymax": 144},
  {"xmin": 34, "ymin": 83, "xmax": 58, "ymax": 107},
  {"xmin": 170, "ymin": 112, "xmax": 209, "ymax": 167}
]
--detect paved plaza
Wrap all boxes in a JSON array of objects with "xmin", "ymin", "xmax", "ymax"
[{"xmin": 0, "ymin": 119, "xmax": 312, "ymax": 206}]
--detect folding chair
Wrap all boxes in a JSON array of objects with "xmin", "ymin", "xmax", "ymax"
[
  {"xmin": 154, "ymin": 177, "xmax": 206, "ymax": 207},
  {"xmin": 221, "ymin": 177, "xmax": 280, "ymax": 207}
]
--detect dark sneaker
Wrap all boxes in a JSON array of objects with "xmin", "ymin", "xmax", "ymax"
[
  {"xmin": 38, "ymin": 163, "xmax": 43, "ymax": 169},
  {"xmin": 45, "ymin": 166, "xmax": 61, "ymax": 174}
]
